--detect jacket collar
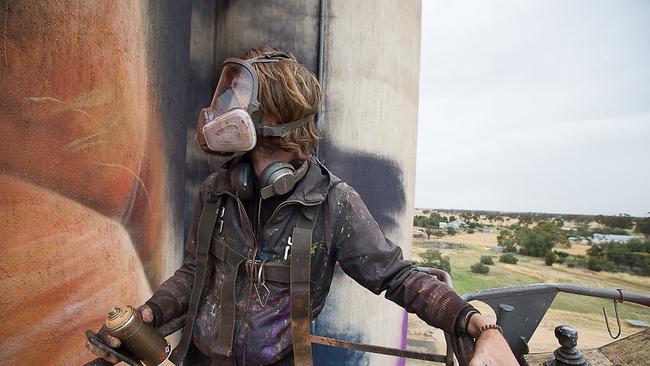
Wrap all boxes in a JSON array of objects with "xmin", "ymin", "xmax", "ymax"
[{"xmin": 212, "ymin": 154, "xmax": 334, "ymax": 204}]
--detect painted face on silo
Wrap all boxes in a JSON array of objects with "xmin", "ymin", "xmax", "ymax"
[{"xmin": 0, "ymin": 2, "xmax": 167, "ymax": 365}]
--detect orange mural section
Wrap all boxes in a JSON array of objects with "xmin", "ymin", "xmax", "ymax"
[
  {"xmin": 0, "ymin": 174, "xmax": 152, "ymax": 365},
  {"xmin": 0, "ymin": 1, "xmax": 179, "ymax": 365}
]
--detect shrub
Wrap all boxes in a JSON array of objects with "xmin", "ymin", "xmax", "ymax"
[
  {"xmin": 447, "ymin": 227, "xmax": 457, "ymax": 236},
  {"xmin": 480, "ymin": 256, "xmax": 494, "ymax": 265},
  {"xmin": 471, "ymin": 262, "xmax": 490, "ymax": 274},
  {"xmin": 417, "ymin": 249, "xmax": 452, "ymax": 274},
  {"xmin": 566, "ymin": 256, "xmax": 577, "ymax": 268},
  {"xmin": 553, "ymin": 250, "xmax": 570, "ymax": 258},
  {"xmin": 544, "ymin": 251, "xmax": 557, "ymax": 266},
  {"xmin": 587, "ymin": 257, "xmax": 614, "ymax": 272},
  {"xmin": 467, "ymin": 228, "xmax": 475, "ymax": 234},
  {"xmin": 499, "ymin": 253, "xmax": 518, "ymax": 264}
]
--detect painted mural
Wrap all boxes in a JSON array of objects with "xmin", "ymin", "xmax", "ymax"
[
  {"xmin": 0, "ymin": 2, "xmax": 194, "ymax": 365},
  {"xmin": 0, "ymin": 1, "xmax": 421, "ymax": 365}
]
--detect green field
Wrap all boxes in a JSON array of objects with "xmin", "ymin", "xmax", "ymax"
[{"xmin": 410, "ymin": 238, "xmax": 650, "ymax": 352}]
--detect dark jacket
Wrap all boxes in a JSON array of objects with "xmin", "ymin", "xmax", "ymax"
[{"xmin": 147, "ymin": 156, "xmax": 470, "ymax": 365}]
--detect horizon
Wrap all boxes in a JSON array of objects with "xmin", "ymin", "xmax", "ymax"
[{"xmin": 415, "ymin": 206, "xmax": 648, "ymax": 219}]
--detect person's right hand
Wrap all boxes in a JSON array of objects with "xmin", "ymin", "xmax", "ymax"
[{"xmin": 85, "ymin": 305, "xmax": 154, "ymax": 364}]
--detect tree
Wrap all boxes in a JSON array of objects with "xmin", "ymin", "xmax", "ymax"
[
  {"xmin": 497, "ymin": 229, "xmax": 517, "ymax": 252},
  {"xmin": 417, "ymin": 249, "xmax": 451, "ymax": 274},
  {"xmin": 587, "ymin": 257, "xmax": 614, "ymax": 272},
  {"xmin": 413, "ymin": 212, "xmax": 446, "ymax": 229},
  {"xmin": 573, "ymin": 223, "xmax": 593, "ymax": 238},
  {"xmin": 544, "ymin": 251, "xmax": 557, "ymax": 266},
  {"xmin": 635, "ymin": 217, "xmax": 650, "ymax": 236},
  {"xmin": 518, "ymin": 214, "xmax": 534, "ymax": 226},
  {"xmin": 586, "ymin": 239, "xmax": 650, "ymax": 276},
  {"xmin": 518, "ymin": 221, "xmax": 567, "ymax": 257},
  {"xmin": 596, "ymin": 214, "xmax": 633, "ymax": 229}
]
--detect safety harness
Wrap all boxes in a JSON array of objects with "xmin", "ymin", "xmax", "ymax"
[{"xmin": 169, "ymin": 189, "xmax": 320, "ymax": 365}]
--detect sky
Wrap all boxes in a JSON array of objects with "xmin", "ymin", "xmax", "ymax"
[{"xmin": 415, "ymin": 0, "xmax": 650, "ymax": 217}]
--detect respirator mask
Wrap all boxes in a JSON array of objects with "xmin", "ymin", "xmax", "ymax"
[{"xmin": 196, "ymin": 52, "xmax": 314, "ymax": 154}]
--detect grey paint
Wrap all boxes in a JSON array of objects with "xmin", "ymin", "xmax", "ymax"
[
  {"xmin": 184, "ymin": 0, "xmax": 220, "ymax": 241},
  {"xmin": 213, "ymin": 0, "xmax": 321, "ymax": 73},
  {"xmin": 315, "ymin": 1, "xmax": 422, "ymax": 365}
]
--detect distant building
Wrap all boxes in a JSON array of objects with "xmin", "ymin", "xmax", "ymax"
[
  {"xmin": 448, "ymin": 219, "xmax": 468, "ymax": 229},
  {"xmin": 439, "ymin": 222, "xmax": 448, "ymax": 229},
  {"xmin": 568, "ymin": 236, "xmax": 591, "ymax": 245},
  {"xmin": 413, "ymin": 229, "xmax": 428, "ymax": 239},
  {"xmin": 592, "ymin": 233, "xmax": 635, "ymax": 244}
]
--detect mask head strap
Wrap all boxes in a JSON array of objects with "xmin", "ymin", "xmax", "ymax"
[
  {"xmin": 246, "ymin": 52, "xmax": 294, "ymax": 64},
  {"xmin": 256, "ymin": 115, "xmax": 314, "ymax": 137}
]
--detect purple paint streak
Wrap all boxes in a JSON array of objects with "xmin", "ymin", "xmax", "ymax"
[{"xmin": 397, "ymin": 309, "xmax": 408, "ymax": 366}]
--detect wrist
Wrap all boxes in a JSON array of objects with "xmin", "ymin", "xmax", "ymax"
[{"xmin": 467, "ymin": 314, "xmax": 489, "ymax": 336}]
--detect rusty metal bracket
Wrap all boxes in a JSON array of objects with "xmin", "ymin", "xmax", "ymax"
[{"xmin": 602, "ymin": 288, "xmax": 623, "ymax": 339}]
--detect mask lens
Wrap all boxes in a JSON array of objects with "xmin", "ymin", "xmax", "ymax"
[{"xmin": 210, "ymin": 63, "xmax": 255, "ymax": 116}]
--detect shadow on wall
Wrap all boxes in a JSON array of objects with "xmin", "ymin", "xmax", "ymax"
[
  {"xmin": 0, "ymin": 2, "xmax": 193, "ymax": 365},
  {"xmin": 312, "ymin": 145, "xmax": 407, "ymax": 365},
  {"xmin": 320, "ymin": 143, "xmax": 406, "ymax": 232}
]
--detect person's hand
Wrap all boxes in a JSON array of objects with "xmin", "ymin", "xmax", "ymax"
[
  {"xmin": 85, "ymin": 305, "xmax": 154, "ymax": 364},
  {"xmin": 467, "ymin": 314, "xmax": 518, "ymax": 366}
]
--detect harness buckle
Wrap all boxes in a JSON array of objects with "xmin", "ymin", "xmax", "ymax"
[{"xmin": 245, "ymin": 259, "xmax": 262, "ymax": 282}]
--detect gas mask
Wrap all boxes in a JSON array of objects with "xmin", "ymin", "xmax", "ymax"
[{"xmin": 195, "ymin": 52, "xmax": 314, "ymax": 154}]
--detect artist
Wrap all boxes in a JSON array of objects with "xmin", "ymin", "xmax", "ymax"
[{"xmin": 87, "ymin": 47, "xmax": 518, "ymax": 366}]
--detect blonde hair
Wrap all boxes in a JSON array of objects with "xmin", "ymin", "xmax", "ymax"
[{"xmin": 241, "ymin": 47, "xmax": 322, "ymax": 161}]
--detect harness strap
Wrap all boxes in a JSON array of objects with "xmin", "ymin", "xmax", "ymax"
[
  {"xmin": 211, "ymin": 241, "xmax": 291, "ymax": 283},
  {"xmin": 213, "ymin": 249, "xmax": 244, "ymax": 356},
  {"xmin": 210, "ymin": 239, "xmax": 293, "ymax": 356},
  {"xmin": 169, "ymin": 199, "xmax": 221, "ymax": 365},
  {"xmin": 290, "ymin": 205, "xmax": 321, "ymax": 366}
]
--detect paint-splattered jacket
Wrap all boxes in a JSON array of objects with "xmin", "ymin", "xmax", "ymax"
[{"xmin": 147, "ymin": 156, "xmax": 471, "ymax": 365}]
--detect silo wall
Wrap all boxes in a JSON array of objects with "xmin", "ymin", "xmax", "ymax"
[{"xmin": 314, "ymin": 1, "xmax": 421, "ymax": 365}]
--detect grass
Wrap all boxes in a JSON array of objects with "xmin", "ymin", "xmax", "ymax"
[{"xmin": 412, "ymin": 239, "xmax": 650, "ymax": 325}]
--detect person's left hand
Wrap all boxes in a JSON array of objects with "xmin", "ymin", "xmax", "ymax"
[{"xmin": 468, "ymin": 328, "xmax": 518, "ymax": 366}]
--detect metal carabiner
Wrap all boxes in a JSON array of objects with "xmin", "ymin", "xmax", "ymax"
[
  {"xmin": 602, "ymin": 288, "xmax": 623, "ymax": 339},
  {"xmin": 283, "ymin": 236, "xmax": 293, "ymax": 261},
  {"xmin": 254, "ymin": 261, "xmax": 270, "ymax": 306}
]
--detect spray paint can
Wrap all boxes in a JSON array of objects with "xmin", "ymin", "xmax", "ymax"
[{"xmin": 104, "ymin": 305, "xmax": 171, "ymax": 366}]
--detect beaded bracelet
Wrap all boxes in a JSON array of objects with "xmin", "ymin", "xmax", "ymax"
[{"xmin": 473, "ymin": 324, "xmax": 503, "ymax": 339}]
